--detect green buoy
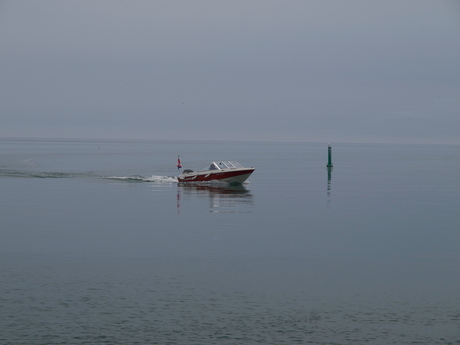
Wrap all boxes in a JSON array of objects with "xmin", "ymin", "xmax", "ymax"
[{"xmin": 327, "ymin": 144, "xmax": 333, "ymax": 168}]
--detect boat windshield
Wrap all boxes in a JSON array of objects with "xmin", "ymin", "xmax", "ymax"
[
  {"xmin": 201, "ymin": 161, "xmax": 244, "ymax": 171},
  {"xmin": 217, "ymin": 161, "xmax": 243, "ymax": 169}
]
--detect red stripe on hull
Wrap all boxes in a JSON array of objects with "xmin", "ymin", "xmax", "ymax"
[{"xmin": 178, "ymin": 168, "xmax": 254, "ymax": 184}]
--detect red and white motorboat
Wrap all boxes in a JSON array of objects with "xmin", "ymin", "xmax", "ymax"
[{"xmin": 177, "ymin": 161, "xmax": 254, "ymax": 184}]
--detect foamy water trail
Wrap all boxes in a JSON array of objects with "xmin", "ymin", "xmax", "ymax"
[
  {"xmin": 0, "ymin": 168, "xmax": 178, "ymax": 183},
  {"xmin": 106, "ymin": 175, "xmax": 178, "ymax": 183},
  {"xmin": 0, "ymin": 169, "xmax": 95, "ymax": 179}
]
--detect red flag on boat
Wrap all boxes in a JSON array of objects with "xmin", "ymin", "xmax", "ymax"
[{"xmin": 177, "ymin": 156, "xmax": 182, "ymax": 170}]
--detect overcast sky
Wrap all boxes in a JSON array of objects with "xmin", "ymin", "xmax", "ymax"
[{"xmin": 1, "ymin": 1, "xmax": 459, "ymax": 144}]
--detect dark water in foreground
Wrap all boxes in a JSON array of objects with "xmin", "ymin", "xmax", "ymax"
[{"xmin": 1, "ymin": 138, "xmax": 460, "ymax": 344}]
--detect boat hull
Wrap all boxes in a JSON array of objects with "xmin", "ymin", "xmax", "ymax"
[{"xmin": 177, "ymin": 168, "xmax": 254, "ymax": 184}]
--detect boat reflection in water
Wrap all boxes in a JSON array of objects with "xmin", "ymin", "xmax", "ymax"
[{"xmin": 177, "ymin": 183, "xmax": 253, "ymax": 214}]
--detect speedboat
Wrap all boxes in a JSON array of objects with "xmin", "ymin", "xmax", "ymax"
[{"xmin": 177, "ymin": 161, "xmax": 254, "ymax": 184}]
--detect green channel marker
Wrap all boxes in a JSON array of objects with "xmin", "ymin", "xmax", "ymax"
[{"xmin": 327, "ymin": 143, "xmax": 333, "ymax": 168}]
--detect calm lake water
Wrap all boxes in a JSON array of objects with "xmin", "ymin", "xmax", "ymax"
[{"xmin": 1, "ymin": 138, "xmax": 459, "ymax": 344}]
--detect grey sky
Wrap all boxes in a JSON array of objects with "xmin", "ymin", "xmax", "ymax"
[{"xmin": 1, "ymin": 1, "xmax": 459, "ymax": 144}]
